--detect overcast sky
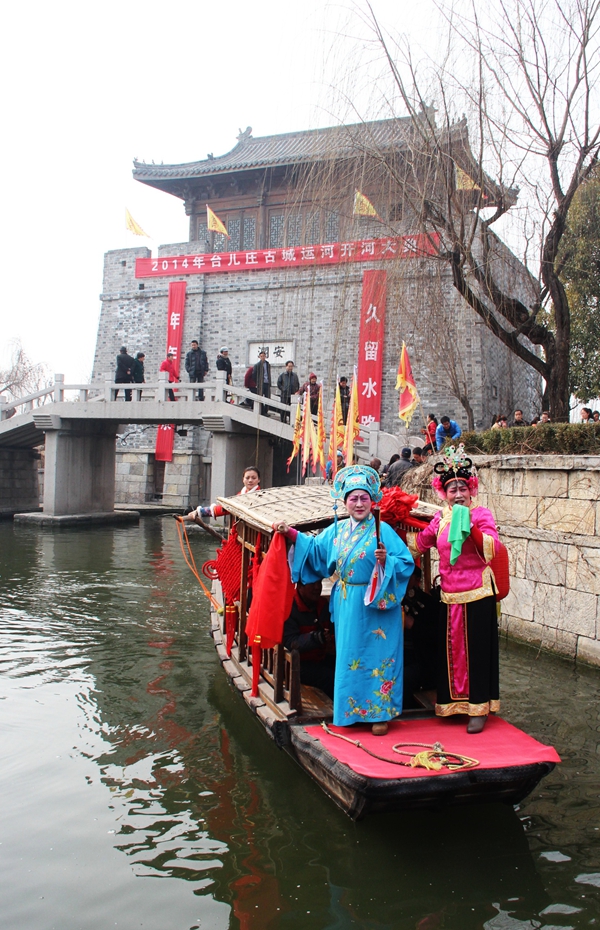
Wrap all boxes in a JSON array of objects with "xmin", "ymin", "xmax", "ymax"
[{"xmin": 0, "ymin": 0, "xmax": 440, "ymax": 382}]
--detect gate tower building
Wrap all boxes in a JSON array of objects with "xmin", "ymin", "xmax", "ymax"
[{"xmin": 93, "ymin": 116, "xmax": 540, "ymax": 506}]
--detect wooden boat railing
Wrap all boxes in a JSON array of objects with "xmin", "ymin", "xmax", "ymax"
[{"xmin": 217, "ymin": 502, "xmax": 436, "ymax": 722}]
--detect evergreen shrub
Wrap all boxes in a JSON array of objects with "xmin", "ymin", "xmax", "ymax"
[{"xmin": 461, "ymin": 423, "xmax": 600, "ymax": 455}]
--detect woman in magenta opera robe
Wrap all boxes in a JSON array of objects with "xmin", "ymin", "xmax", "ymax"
[
  {"xmin": 274, "ymin": 466, "xmax": 414, "ymax": 736},
  {"xmin": 408, "ymin": 445, "xmax": 500, "ymax": 734}
]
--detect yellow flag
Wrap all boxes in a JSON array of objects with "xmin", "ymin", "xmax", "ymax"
[
  {"xmin": 353, "ymin": 190, "xmax": 379, "ymax": 218},
  {"xmin": 125, "ymin": 209, "xmax": 150, "ymax": 238},
  {"xmin": 342, "ymin": 370, "xmax": 361, "ymax": 466},
  {"xmin": 206, "ymin": 205, "xmax": 230, "ymax": 238},
  {"xmin": 328, "ymin": 384, "xmax": 344, "ymax": 480},
  {"xmin": 314, "ymin": 384, "xmax": 326, "ymax": 471},
  {"xmin": 286, "ymin": 399, "xmax": 302, "ymax": 471},
  {"xmin": 455, "ymin": 165, "xmax": 481, "ymax": 191}
]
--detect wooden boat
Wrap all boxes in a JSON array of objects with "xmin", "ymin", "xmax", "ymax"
[{"xmin": 207, "ymin": 485, "xmax": 559, "ymax": 820}]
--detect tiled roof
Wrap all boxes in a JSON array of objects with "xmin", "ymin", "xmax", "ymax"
[{"xmin": 132, "ymin": 117, "xmax": 416, "ymax": 182}]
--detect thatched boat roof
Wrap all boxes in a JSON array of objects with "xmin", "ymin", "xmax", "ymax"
[
  {"xmin": 217, "ymin": 485, "xmax": 347, "ymax": 533},
  {"xmin": 216, "ymin": 485, "xmax": 440, "ymax": 534}
]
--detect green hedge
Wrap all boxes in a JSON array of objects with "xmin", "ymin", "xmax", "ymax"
[{"xmin": 461, "ymin": 423, "xmax": 600, "ymax": 455}]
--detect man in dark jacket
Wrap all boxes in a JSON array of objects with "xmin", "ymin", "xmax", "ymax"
[
  {"xmin": 115, "ymin": 346, "xmax": 135, "ymax": 401},
  {"xmin": 185, "ymin": 340, "xmax": 209, "ymax": 400},
  {"xmin": 283, "ymin": 580, "xmax": 334, "ymax": 699},
  {"xmin": 252, "ymin": 350, "xmax": 272, "ymax": 415},
  {"xmin": 133, "ymin": 352, "xmax": 145, "ymax": 385},
  {"xmin": 338, "ymin": 376, "xmax": 350, "ymax": 424},
  {"xmin": 384, "ymin": 447, "xmax": 415, "ymax": 486},
  {"xmin": 216, "ymin": 347, "xmax": 233, "ymax": 384},
  {"xmin": 276, "ymin": 360, "xmax": 299, "ymax": 422}
]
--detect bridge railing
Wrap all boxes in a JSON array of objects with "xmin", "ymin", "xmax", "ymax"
[{"xmin": 0, "ymin": 372, "xmax": 300, "ymax": 419}]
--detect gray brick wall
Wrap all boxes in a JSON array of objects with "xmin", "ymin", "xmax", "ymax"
[{"xmin": 93, "ymin": 241, "xmax": 541, "ymax": 440}]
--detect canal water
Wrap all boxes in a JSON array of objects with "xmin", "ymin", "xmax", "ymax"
[{"xmin": 1, "ymin": 518, "xmax": 599, "ymax": 930}]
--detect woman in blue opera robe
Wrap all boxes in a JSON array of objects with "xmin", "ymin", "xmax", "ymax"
[{"xmin": 274, "ymin": 466, "xmax": 414, "ymax": 735}]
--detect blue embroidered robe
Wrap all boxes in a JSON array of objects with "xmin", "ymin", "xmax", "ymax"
[{"xmin": 292, "ymin": 516, "xmax": 414, "ymax": 726}]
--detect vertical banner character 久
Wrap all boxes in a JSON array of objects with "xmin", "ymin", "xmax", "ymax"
[
  {"xmin": 155, "ymin": 281, "xmax": 187, "ymax": 463},
  {"xmin": 357, "ymin": 270, "xmax": 387, "ymax": 429}
]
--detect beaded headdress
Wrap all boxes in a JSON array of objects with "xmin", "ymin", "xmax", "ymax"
[{"xmin": 432, "ymin": 444, "xmax": 478, "ymax": 498}]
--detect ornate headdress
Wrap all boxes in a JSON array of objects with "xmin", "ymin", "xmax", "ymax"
[
  {"xmin": 331, "ymin": 465, "xmax": 383, "ymax": 504},
  {"xmin": 432, "ymin": 444, "xmax": 478, "ymax": 499}
]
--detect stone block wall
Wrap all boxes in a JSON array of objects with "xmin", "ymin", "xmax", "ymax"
[
  {"xmin": 475, "ymin": 455, "xmax": 600, "ymax": 667},
  {"xmin": 0, "ymin": 448, "xmax": 41, "ymax": 516},
  {"xmin": 115, "ymin": 449, "xmax": 203, "ymax": 509}
]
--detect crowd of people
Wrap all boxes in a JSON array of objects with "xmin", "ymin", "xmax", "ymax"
[{"xmin": 115, "ymin": 342, "xmax": 347, "ymax": 419}]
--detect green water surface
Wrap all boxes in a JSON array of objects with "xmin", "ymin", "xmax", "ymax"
[{"xmin": 0, "ymin": 518, "xmax": 598, "ymax": 929}]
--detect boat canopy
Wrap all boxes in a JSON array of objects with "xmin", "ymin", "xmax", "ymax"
[{"xmin": 216, "ymin": 484, "xmax": 440, "ymax": 534}]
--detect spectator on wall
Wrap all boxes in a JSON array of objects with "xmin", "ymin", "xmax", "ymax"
[{"xmin": 435, "ymin": 416, "xmax": 462, "ymax": 450}]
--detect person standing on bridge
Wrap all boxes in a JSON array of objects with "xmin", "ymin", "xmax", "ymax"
[
  {"xmin": 185, "ymin": 340, "xmax": 208, "ymax": 401},
  {"xmin": 159, "ymin": 352, "xmax": 179, "ymax": 402},
  {"xmin": 252, "ymin": 350, "xmax": 272, "ymax": 416},
  {"xmin": 115, "ymin": 346, "xmax": 135, "ymax": 401},
  {"xmin": 133, "ymin": 352, "xmax": 145, "ymax": 386},
  {"xmin": 277, "ymin": 360, "xmax": 299, "ymax": 422}
]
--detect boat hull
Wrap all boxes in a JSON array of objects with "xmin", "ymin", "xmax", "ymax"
[{"xmin": 288, "ymin": 724, "xmax": 555, "ymax": 819}]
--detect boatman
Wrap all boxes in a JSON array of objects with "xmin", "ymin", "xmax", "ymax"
[{"xmin": 283, "ymin": 581, "xmax": 335, "ymax": 699}]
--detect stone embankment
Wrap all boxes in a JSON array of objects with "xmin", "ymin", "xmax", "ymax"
[{"xmin": 403, "ymin": 455, "xmax": 600, "ymax": 668}]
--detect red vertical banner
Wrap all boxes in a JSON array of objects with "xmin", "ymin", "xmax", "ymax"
[
  {"xmin": 357, "ymin": 270, "xmax": 387, "ymax": 428},
  {"xmin": 155, "ymin": 281, "xmax": 187, "ymax": 463}
]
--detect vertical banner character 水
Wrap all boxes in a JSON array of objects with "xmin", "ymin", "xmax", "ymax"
[{"xmin": 357, "ymin": 270, "xmax": 387, "ymax": 429}]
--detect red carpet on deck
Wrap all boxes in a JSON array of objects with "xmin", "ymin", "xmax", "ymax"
[{"xmin": 308, "ymin": 715, "xmax": 560, "ymax": 780}]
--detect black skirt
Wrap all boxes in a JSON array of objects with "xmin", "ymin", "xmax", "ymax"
[{"xmin": 435, "ymin": 595, "xmax": 500, "ymax": 717}]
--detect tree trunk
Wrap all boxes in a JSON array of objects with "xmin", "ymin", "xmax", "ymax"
[
  {"xmin": 459, "ymin": 394, "xmax": 475, "ymax": 430},
  {"xmin": 542, "ymin": 349, "xmax": 571, "ymax": 422}
]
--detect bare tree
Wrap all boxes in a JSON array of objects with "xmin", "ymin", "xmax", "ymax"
[
  {"xmin": 353, "ymin": 0, "xmax": 600, "ymax": 420},
  {"xmin": 0, "ymin": 340, "xmax": 49, "ymax": 401}
]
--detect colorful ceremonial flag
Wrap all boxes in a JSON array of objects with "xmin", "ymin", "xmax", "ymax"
[
  {"xmin": 206, "ymin": 205, "xmax": 230, "ymax": 238},
  {"xmin": 300, "ymin": 391, "xmax": 317, "ymax": 475},
  {"xmin": 328, "ymin": 384, "xmax": 344, "ymax": 480},
  {"xmin": 455, "ymin": 165, "xmax": 481, "ymax": 191},
  {"xmin": 342, "ymin": 369, "xmax": 361, "ymax": 466},
  {"xmin": 315, "ymin": 383, "xmax": 326, "ymax": 471},
  {"xmin": 286, "ymin": 399, "xmax": 303, "ymax": 471},
  {"xmin": 125, "ymin": 208, "xmax": 150, "ymax": 238},
  {"xmin": 353, "ymin": 190, "xmax": 379, "ymax": 218},
  {"xmin": 396, "ymin": 342, "xmax": 419, "ymax": 426}
]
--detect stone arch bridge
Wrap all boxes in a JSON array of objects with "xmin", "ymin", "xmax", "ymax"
[{"xmin": 0, "ymin": 373, "xmax": 297, "ymax": 525}]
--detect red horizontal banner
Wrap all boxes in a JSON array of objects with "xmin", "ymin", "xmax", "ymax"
[{"xmin": 135, "ymin": 233, "xmax": 439, "ymax": 278}]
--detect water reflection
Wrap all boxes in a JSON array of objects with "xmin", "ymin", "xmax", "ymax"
[{"xmin": 1, "ymin": 519, "xmax": 600, "ymax": 928}]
